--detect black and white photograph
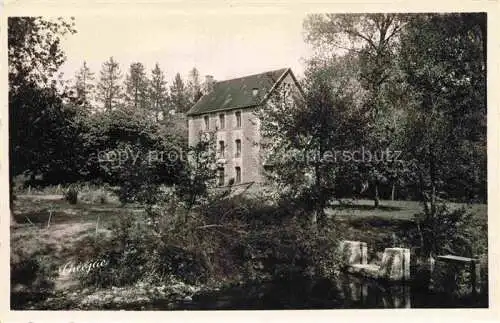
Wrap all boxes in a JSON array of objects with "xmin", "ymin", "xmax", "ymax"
[{"xmin": 7, "ymin": 10, "xmax": 490, "ymax": 312}]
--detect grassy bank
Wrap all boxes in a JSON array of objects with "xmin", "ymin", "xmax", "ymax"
[{"xmin": 10, "ymin": 193, "xmax": 488, "ymax": 309}]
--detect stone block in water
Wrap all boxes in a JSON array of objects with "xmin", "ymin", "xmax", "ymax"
[
  {"xmin": 347, "ymin": 263, "xmax": 381, "ymax": 278},
  {"xmin": 340, "ymin": 240, "xmax": 367, "ymax": 267},
  {"xmin": 378, "ymin": 248, "xmax": 411, "ymax": 281},
  {"xmin": 430, "ymin": 255, "xmax": 481, "ymax": 297}
]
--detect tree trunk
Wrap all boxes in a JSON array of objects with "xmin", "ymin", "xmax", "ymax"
[
  {"xmin": 429, "ymin": 141, "xmax": 437, "ymax": 217},
  {"xmin": 9, "ymin": 174, "xmax": 16, "ymax": 226},
  {"xmin": 374, "ymin": 183, "xmax": 380, "ymax": 208},
  {"xmin": 310, "ymin": 210, "xmax": 318, "ymax": 227},
  {"xmin": 391, "ymin": 182, "xmax": 396, "ymax": 201},
  {"xmin": 312, "ymin": 164, "xmax": 321, "ymax": 229}
]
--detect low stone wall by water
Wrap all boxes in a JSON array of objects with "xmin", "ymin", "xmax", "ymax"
[
  {"xmin": 340, "ymin": 241, "xmax": 410, "ymax": 282},
  {"xmin": 339, "ymin": 240, "xmax": 483, "ymax": 300}
]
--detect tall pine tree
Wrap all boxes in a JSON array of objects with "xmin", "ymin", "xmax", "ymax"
[
  {"xmin": 170, "ymin": 73, "xmax": 190, "ymax": 113},
  {"xmin": 73, "ymin": 61, "xmax": 95, "ymax": 109},
  {"xmin": 149, "ymin": 63, "xmax": 169, "ymax": 121},
  {"xmin": 96, "ymin": 56, "xmax": 123, "ymax": 112},
  {"xmin": 124, "ymin": 62, "xmax": 149, "ymax": 112}
]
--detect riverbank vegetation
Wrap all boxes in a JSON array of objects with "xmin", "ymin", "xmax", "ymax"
[{"xmin": 11, "ymin": 190, "xmax": 487, "ymax": 309}]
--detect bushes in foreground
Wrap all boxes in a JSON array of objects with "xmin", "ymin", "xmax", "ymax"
[
  {"xmin": 408, "ymin": 203, "xmax": 485, "ymax": 258},
  {"xmin": 76, "ymin": 195, "xmax": 342, "ymax": 288},
  {"xmin": 11, "ymin": 237, "xmax": 58, "ymax": 308}
]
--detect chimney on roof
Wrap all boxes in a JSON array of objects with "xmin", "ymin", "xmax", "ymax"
[{"xmin": 204, "ymin": 75, "xmax": 215, "ymax": 94}]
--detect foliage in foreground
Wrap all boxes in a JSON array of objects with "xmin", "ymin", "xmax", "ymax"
[
  {"xmin": 411, "ymin": 202, "xmax": 487, "ymax": 258},
  {"xmin": 11, "ymin": 234, "xmax": 58, "ymax": 306},
  {"xmin": 74, "ymin": 195, "xmax": 341, "ymax": 288}
]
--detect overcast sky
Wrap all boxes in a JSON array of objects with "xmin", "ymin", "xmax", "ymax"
[{"xmin": 58, "ymin": 13, "xmax": 315, "ymax": 85}]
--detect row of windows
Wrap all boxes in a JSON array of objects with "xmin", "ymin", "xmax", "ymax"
[
  {"xmin": 218, "ymin": 166, "xmax": 241, "ymax": 186},
  {"xmin": 204, "ymin": 111, "xmax": 241, "ymax": 130},
  {"xmin": 218, "ymin": 139, "xmax": 241, "ymax": 158}
]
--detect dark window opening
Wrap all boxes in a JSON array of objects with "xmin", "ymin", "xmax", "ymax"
[
  {"xmin": 219, "ymin": 141, "xmax": 225, "ymax": 158},
  {"xmin": 204, "ymin": 115, "xmax": 209, "ymax": 130},
  {"xmin": 235, "ymin": 167, "xmax": 241, "ymax": 184},
  {"xmin": 235, "ymin": 111, "xmax": 241, "ymax": 128},
  {"xmin": 235, "ymin": 139, "xmax": 241, "ymax": 157}
]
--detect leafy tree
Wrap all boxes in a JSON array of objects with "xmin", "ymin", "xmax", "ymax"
[
  {"xmin": 304, "ymin": 13, "xmax": 408, "ymax": 207},
  {"xmin": 96, "ymin": 56, "xmax": 123, "ymax": 111},
  {"xmin": 258, "ymin": 59, "xmax": 364, "ymax": 226},
  {"xmin": 149, "ymin": 63, "xmax": 169, "ymax": 121},
  {"xmin": 88, "ymin": 109, "xmax": 185, "ymax": 199},
  {"xmin": 400, "ymin": 13, "xmax": 486, "ymax": 202},
  {"xmin": 8, "ymin": 18, "xmax": 77, "ymax": 176},
  {"xmin": 124, "ymin": 62, "xmax": 149, "ymax": 112},
  {"xmin": 8, "ymin": 17, "xmax": 76, "ymax": 88},
  {"xmin": 399, "ymin": 13, "xmax": 486, "ymax": 256},
  {"xmin": 175, "ymin": 130, "xmax": 218, "ymax": 210},
  {"xmin": 73, "ymin": 61, "xmax": 95, "ymax": 109},
  {"xmin": 8, "ymin": 17, "xmax": 78, "ymax": 224},
  {"xmin": 10, "ymin": 85, "xmax": 88, "ymax": 184},
  {"xmin": 170, "ymin": 73, "xmax": 190, "ymax": 113}
]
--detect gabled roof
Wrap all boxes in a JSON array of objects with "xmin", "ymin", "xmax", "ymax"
[{"xmin": 187, "ymin": 68, "xmax": 300, "ymax": 116}]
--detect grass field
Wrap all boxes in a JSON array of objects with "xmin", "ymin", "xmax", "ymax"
[
  {"xmin": 328, "ymin": 198, "xmax": 487, "ymax": 221},
  {"xmin": 12, "ymin": 195, "xmax": 487, "ymax": 266},
  {"xmin": 11, "ymin": 195, "xmax": 144, "ymax": 296}
]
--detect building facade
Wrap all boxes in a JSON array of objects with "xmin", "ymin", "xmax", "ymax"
[{"xmin": 187, "ymin": 68, "xmax": 303, "ymax": 186}]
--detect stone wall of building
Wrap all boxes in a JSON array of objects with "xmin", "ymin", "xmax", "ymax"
[
  {"xmin": 187, "ymin": 71, "xmax": 301, "ymax": 185},
  {"xmin": 188, "ymin": 107, "xmax": 263, "ymax": 185}
]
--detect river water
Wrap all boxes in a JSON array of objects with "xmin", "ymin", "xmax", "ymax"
[{"xmin": 149, "ymin": 273, "xmax": 488, "ymax": 310}]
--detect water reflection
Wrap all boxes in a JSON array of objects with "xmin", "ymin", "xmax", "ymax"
[
  {"xmin": 336, "ymin": 272, "xmax": 487, "ymax": 309},
  {"xmin": 337, "ymin": 273, "xmax": 411, "ymax": 308},
  {"xmin": 148, "ymin": 273, "xmax": 487, "ymax": 310}
]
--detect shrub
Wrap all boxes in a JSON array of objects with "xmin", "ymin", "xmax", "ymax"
[
  {"xmin": 77, "ymin": 209, "xmax": 211, "ymax": 287},
  {"xmin": 201, "ymin": 194, "xmax": 306, "ymax": 227},
  {"xmin": 411, "ymin": 202, "xmax": 481, "ymax": 258},
  {"xmin": 236, "ymin": 217, "xmax": 340, "ymax": 281},
  {"xmin": 77, "ymin": 184, "xmax": 118, "ymax": 204},
  {"xmin": 11, "ymin": 256, "xmax": 56, "ymax": 292},
  {"xmin": 76, "ymin": 214, "xmax": 152, "ymax": 287},
  {"xmin": 11, "ymin": 244, "xmax": 57, "ymax": 308},
  {"xmin": 201, "ymin": 195, "xmax": 341, "ymax": 281},
  {"xmin": 64, "ymin": 185, "xmax": 78, "ymax": 204},
  {"xmin": 76, "ymin": 193, "xmax": 341, "ymax": 290},
  {"xmin": 199, "ymin": 194, "xmax": 340, "ymax": 281}
]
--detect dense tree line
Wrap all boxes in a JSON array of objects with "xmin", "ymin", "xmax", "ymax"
[
  {"xmin": 259, "ymin": 12, "xmax": 486, "ymax": 228},
  {"xmin": 9, "ymin": 15, "xmax": 486, "ymax": 208},
  {"xmin": 75, "ymin": 58, "xmax": 207, "ymax": 117},
  {"xmin": 8, "ymin": 17, "xmax": 214, "ymax": 207}
]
